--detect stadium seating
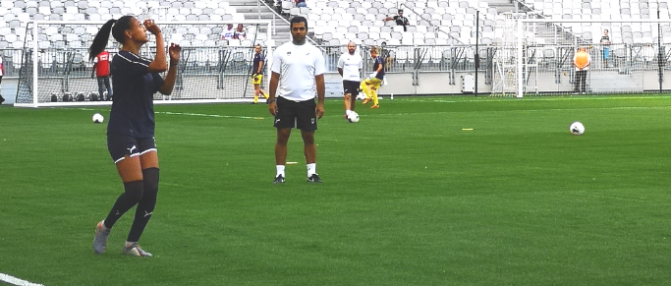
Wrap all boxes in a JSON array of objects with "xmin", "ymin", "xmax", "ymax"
[
  {"xmin": 521, "ymin": 0, "xmax": 671, "ymax": 45},
  {"xmin": 1, "ymin": 0, "xmax": 670, "ymax": 55},
  {"xmin": 0, "ymin": 0, "xmax": 251, "ymax": 50},
  {"xmin": 290, "ymin": 0, "xmax": 501, "ymax": 46}
]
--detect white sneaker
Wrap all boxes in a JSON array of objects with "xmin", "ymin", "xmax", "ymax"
[{"xmin": 122, "ymin": 242, "xmax": 152, "ymax": 257}]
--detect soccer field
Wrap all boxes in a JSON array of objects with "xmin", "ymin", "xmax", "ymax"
[{"xmin": 0, "ymin": 95, "xmax": 670, "ymax": 286}]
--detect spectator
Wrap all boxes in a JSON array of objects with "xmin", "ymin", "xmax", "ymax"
[
  {"xmin": 295, "ymin": 0, "xmax": 307, "ymax": 8},
  {"xmin": 380, "ymin": 41, "xmax": 393, "ymax": 71},
  {"xmin": 275, "ymin": 0, "xmax": 282, "ymax": 14},
  {"xmin": 600, "ymin": 29, "xmax": 611, "ymax": 67},
  {"xmin": 233, "ymin": 24, "xmax": 247, "ymax": 40},
  {"xmin": 383, "ymin": 10, "xmax": 410, "ymax": 32},
  {"xmin": 0, "ymin": 53, "xmax": 4, "ymax": 104},
  {"xmin": 92, "ymin": 50, "xmax": 113, "ymax": 100},
  {"xmin": 573, "ymin": 47, "xmax": 591, "ymax": 94},
  {"xmin": 221, "ymin": 24, "xmax": 235, "ymax": 41}
]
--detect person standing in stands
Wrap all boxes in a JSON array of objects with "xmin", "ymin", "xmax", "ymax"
[
  {"xmin": 383, "ymin": 10, "xmax": 410, "ymax": 32},
  {"xmin": 600, "ymin": 29, "xmax": 611, "ymax": 68},
  {"xmin": 233, "ymin": 24, "xmax": 247, "ymax": 40},
  {"xmin": 221, "ymin": 24, "xmax": 235, "ymax": 41}
]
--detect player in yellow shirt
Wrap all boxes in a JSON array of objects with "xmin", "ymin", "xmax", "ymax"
[
  {"xmin": 251, "ymin": 44, "xmax": 269, "ymax": 104},
  {"xmin": 360, "ymin": 46, "xmax": 384, "ymax": 109}
]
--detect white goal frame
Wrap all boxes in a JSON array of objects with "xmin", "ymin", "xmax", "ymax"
[
  {"xmin": 16, "ymin": 19, "xmax": 273, "ymax": 108},
  {"xmin": 515, "ymin": 18, "xmax": 671, "ymax": 98}
]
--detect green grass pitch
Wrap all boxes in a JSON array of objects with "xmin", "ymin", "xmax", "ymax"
[{"xmin": 0, "ymin": 95, "xmax": 670, "ymax": 286}]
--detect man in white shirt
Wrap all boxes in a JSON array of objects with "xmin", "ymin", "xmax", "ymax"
[
  {"xmin": 337, "ymin": 42, "xmax": 362, "ymax": 119},
  {"xmin": 267, "ymin": 16, "xmax": 326, "ymax": 184},
  {"xmin": 221, "ymin": 24, "xmax": 235, "ymax": 41}
]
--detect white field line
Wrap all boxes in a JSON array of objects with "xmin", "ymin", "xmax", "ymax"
[
  {"xmin": 0, "ymin": 273, "xmax": 45, "ymax": 286},
  {"xmin": 399, "ymin": 95, "xmax": 671, "ymax": 103},
  {"xmin": 78, "ymin": 101, "xmax": 671, "ymax": 120}
]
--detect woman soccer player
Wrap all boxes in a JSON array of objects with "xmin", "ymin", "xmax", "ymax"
[
  {"xmin": 89, "ymin": 16, "xmax": 180, "ymax": 257},
  {"xmin": 360, "ymin": 46, "xmax": 385, "ymax": 109}
]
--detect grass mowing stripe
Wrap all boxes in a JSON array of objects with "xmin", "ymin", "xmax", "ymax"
[{"xmin": 0, "ymin": 273, "xmax": 45, "ymax": 286}]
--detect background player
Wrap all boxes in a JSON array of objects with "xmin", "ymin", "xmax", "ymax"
[
  {"xmin": 360, "ymin": 46, "xmax": 385, "ymax": 109},
  {"xmin": 92, "ymin": 49, "xmax": 113, "ymax": 100},
  {"xmin": 252, "ymin": 44, "xmax": 269, "ymax": 104},
  {"xmin": 337, "ymin": 42, "xmax": 362, "ymax": 119},
  {"xmin": 89, "ymin": 16, "xmax": 180, "ymax": 257},
  {"xmin": 267, "ymin": 16, "xmax": 326, "ymax": 184}
]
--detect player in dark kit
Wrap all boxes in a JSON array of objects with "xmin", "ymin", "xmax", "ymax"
[
  {"xmin": 89, "ymin": 16, "xmax": 180, "ymax": 257},
  {"xmin": 252, "ymin": 44, "xmax": 269, "ymax": 104}
]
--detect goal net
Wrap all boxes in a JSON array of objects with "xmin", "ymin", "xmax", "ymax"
[
  {"xmin": 15, "ymin": 20, "xmax": 273, "ymax": 107},
  {"xmin": 493, "ymin": 18, "xmax": 671, "ymax": 97}
]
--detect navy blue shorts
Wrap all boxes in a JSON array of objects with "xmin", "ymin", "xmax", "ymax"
[{"xmin": 107, "ymin": 135, "xmax": 157, "ymax": 164}]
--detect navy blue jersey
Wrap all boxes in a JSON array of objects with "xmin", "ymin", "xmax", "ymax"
[
  {"xmin": 107, "ymin": 51, "xmax": 164, "ymax": 138},
  {"xmin": 253, "ymin": 53, "xmax": 265, "ymax": 74},
  {"xmin": 373, "ymin": 56, "xmax": 385, "ymax": 80}
]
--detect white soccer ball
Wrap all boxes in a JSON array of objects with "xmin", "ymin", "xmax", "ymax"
[
  {"xmin": 92, "ymin": 113, "xmax": 104, "ymax": 124},
  {"xmin": 347, "ymin": 111, "xmax": 360, "ymax": 123},
  {"xmin": 569, "ymin": 121, "xmax": 584, "ymax": 135},
  {"xmin": 356, "ymin": 94, "xmax": 366, "ymax": 100}
]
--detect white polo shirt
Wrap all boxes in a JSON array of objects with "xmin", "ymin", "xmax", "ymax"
[
  {"xmin": 337, "ymin": 52, "xmax": 362, "ymax": 82},
  {"xmin": 271, "ymin": 42, "xmax": 326, "ymax": 101}
]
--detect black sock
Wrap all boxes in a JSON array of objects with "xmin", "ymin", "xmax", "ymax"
[
  {"xmin": 103, "ymin": 181, "xmax": 144, "ymax": 229},
  {"xmin": 127, "ymin": 168, "xmax": 159, "ymax": 242}
]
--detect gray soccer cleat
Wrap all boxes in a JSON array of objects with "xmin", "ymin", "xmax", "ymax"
[
  {"xmin": 122, "ymin": 242, "xmax": 153, "ymax": 257},
  {"xmin": 93, "ymin": 220, "xmax": 110, "ymax": 254}
]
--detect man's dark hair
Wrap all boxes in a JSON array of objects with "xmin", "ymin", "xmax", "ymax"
[
  {"xmin": 398, "ymin": 10, "xmax": 403, "ymax": 13},
  {"xmin": 290, "ymin": 16, "xmax": 308, "ymax": 31}
]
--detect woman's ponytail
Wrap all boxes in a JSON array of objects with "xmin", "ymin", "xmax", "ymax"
[{"xmin": 88, "ymin": 19, "xmax": 116, "ymax": 61}]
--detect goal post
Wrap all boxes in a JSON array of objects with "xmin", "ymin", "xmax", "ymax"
[
  {"xmin": 15, "ymin": 20, "xmax": 273, "ymax": 108},
  {"xmin": 493, "ymin": 18, "xmax": 671, "ymax": 98}
]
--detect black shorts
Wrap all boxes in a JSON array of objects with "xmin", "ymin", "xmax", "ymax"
[
  {"xmin": 343, "ymin": 80, "xmax": 360, "ymax": 97},
  {"xmin": 107, "ymin": 135, "xmax": 157, "ymax": 163},
  {"xmin": 274, "ymin": 96, "xmax": 317, "ymax": 131}
]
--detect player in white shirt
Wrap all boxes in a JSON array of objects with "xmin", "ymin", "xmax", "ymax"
[
  {"xmin": 267, "ymin": 16, "xmax": 326, "ymax": 184},
  {"xmin": 337, "ymin": 42, "xmax": 363, "ymax": 119}
]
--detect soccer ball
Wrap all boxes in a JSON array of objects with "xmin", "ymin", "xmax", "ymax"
[
  {"xmin": 347, "ymin": 111, "xmax": 360, "ymax": 123},
  {"xmin": 569, "ymin": 121, "xmax": 584, "ymax": 135},
  {"xmin": 92, "ymin": 113, "xmax": 104, "ymax": 124}
]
